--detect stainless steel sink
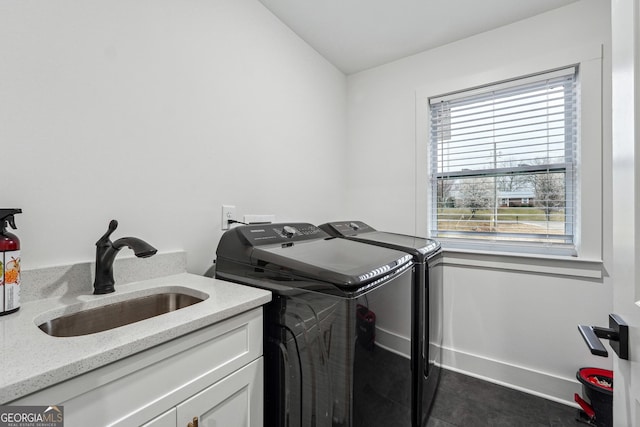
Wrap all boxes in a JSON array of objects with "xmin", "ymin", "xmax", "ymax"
[{"xmin": 38, "ymin": 292, "xmax": 205, "ymax": 337}]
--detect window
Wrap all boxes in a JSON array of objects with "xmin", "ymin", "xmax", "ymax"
[{"xmin": 429, "ymin": 67, "xmax": 578, "ymax": 255}]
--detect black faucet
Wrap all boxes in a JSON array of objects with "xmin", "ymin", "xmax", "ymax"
[{"xmin": 93, "ymin": 220, "xmax": 158, "ymax": 294}]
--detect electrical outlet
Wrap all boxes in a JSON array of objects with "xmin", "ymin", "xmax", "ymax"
[{"xmin": 221, "ymin": 205, "xmax": 236, "ymax": 230}]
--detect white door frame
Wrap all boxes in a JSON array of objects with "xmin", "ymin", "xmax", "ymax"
[{"xmin": 611, "ymin": 0, "xmax": 640, "ymax": 426}]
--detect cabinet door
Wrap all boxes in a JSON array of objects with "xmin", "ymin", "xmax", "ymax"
[
  {"xmin": 176, "ymin": 358, "xmax": 263, "ymax": 427},
  {"xmin": 142, "ymin": 408, "xmax": 176, "ymax": 427}
]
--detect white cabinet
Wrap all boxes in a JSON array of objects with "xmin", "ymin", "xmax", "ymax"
[
  {"xmin": 142, "ymin": 359, "xmax": 263, "ymax": 427},
  {"xmin": 176, "ymin": 358, "xmax": 262, "ymax": 427},
  {"xmin": 12, "ymin": 308, "xmax": 264, "ymax": 427}
]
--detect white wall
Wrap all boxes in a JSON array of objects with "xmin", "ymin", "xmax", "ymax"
[
  {"xmin": 346, "ymin": 0, "xmax": 613, "ymax": 404},
  {"xmin": 0, "ymin": 0, "xmax": 347, "ymax": 274}
]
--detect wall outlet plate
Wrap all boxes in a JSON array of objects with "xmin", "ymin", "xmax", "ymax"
[{"xmin": 221, "ymin": 205, "xmax": 236, "ymax": 230}]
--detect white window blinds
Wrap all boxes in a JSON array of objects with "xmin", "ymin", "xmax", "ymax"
[{"xmin": 429, "ymin": 67, "xmax": 578, "ymax": 254}]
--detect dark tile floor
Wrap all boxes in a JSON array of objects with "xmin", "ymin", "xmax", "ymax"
[
  {"xmin": 352, "ymin": 342, "xmax": 585, "ymax": 426},
  {"xmin": 426, "ymin": 369, "xmax": 584, "ymax": 427}
]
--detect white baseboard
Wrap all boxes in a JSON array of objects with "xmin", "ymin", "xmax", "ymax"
[
  {"xmin": 440, "ymin": 346, "xmax": 582, "ymax": 408},
  {"xmin": 375, "ymin": 326, "xmax": 410, "ymax": 359},
  {"xmin": 374, "ymin": 331, "xmax": 583, "ymax": 408}
]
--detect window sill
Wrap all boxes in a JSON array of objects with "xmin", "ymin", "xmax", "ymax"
[{"xmin": 437, "ymin": 247, "xmax": 603, "ymax": 279}]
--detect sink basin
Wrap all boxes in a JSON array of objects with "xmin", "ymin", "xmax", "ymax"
[{"xmin": 38, "ymin": 292, "xmax": 205, "ymax": 337}]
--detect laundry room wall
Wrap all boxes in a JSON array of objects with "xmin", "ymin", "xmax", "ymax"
[
  {"xmin": 345, "ymin": 0, "xmax": 613, "ymax": 404},
  {"xmin": 0, "ymin": 0, "xmax": 347, "ymax": 274}
]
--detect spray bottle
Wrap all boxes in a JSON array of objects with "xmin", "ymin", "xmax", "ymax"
[{"xmin": 1, "ymin": 209, "xmax": 22, "ymax": 315}]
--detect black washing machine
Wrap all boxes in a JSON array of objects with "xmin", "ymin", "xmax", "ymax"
[
  {"xmin": 214, "ymin": 223, "xmax": 417, "ymax": 427},
  {"xmin": 318, "ymin": 221, "xmax": 442, "ymax": 427}
]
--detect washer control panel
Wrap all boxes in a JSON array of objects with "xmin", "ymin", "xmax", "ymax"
[{"xmin": 237, "ymin": 222, "xmax": 328, "ymax": 246}]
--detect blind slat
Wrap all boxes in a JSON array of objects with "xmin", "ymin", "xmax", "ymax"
[{"xmin": 442, "ymin": 88, "xmax": 576, "ymax": 118}]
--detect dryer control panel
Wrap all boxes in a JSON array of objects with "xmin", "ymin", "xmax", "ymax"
[{"xmin": 320, "ymin": 221, "xmax": 376, "ymax": 236}]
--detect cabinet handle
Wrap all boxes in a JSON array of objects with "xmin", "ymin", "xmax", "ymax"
[{"xmin": 193, "ymin": 416, "xmax": 199, "ymax": 427}]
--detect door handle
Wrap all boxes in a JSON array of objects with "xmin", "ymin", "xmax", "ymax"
[{"xmin": 578, "ymin": 313, "xmax": 629, "ymax": 360}]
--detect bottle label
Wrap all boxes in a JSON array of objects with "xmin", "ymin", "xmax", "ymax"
[{"xmin": 2, "ymin": 250, "xmax": 20, "ymax": 312}]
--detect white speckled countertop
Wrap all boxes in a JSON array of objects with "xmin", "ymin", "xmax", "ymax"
[{"xmin": 0, "ymin": 272, "xmax": 271, "ymax": 404}]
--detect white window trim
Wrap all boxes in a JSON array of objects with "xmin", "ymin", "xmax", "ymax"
[{"xmin": 415, "ymin": 44, "xmax": 604, "ymax": 269}]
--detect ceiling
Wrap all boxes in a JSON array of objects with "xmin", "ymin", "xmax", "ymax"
[{"xmin": 258, "ymin": 0, "xmax": 580, "ymax": 75}]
